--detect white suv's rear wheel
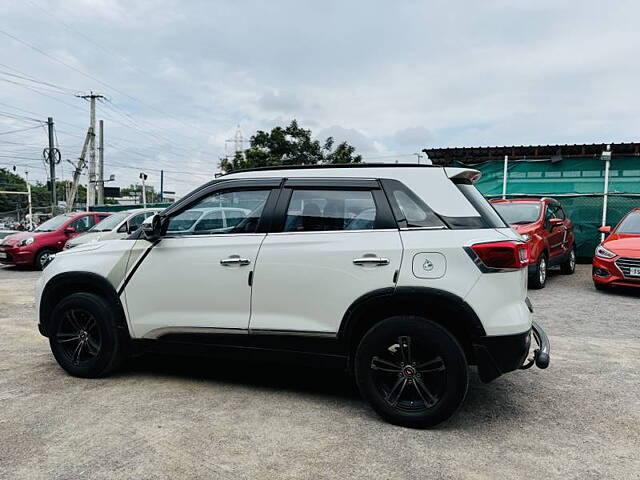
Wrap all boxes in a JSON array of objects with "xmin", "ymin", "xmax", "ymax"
[{"xmin": 354, "ymin": 316, "xmax": 468, "ymax": 428}]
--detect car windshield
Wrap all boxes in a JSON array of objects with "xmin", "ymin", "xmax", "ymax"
[
  {"xmin": 34, "ymin": 214, "xmax": 72, "ymax": 232},
  {"xmin": 492, "ymin": 202, "xmax": 541, "ymax": 224},
  {"xmin": 89, "ymin": 212, "xmax": 127, "ymax": 232},
  {"xmin": 615, "ymin": 211, "xmax": 640, "ymax": 234}
]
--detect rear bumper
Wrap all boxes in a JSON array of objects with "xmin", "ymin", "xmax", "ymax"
[{"xmin": 473, "ymin": 319, "xmax": 550, "ymax": 383}]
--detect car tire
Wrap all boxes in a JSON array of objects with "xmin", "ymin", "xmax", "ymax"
[
  {"xmin": 354, "ymin": 316, "xmax": 468, "ymax": 429},
  {"xmin": 594, "ymin": 282, "xmax": 609, "ymax": 291},
  {"xmin": 34, "ymin": 249, "xmax": 55, "ymax": 270},
  {"xmin": 48, "ymin": 292, "xmax": 127, "ymax": 378},
  {"xmin": 529, "ymin": 254, "xmax": 547, "ymax": 289},
  {"xmin": 560, "ymin": 247, "xmax": 576, "ymax": 275}
]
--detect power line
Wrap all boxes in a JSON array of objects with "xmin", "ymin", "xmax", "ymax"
[
  {"xmin": 0, "ymin": 125, "xmax": 43, "ymax": 135},
  {"xmin": 0, "ymin": 28, "xmax": 214, "ymax": 137}
]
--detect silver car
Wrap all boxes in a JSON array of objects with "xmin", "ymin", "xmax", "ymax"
[{"xmin": 64, "ymin": 208, "xmax": 162, "ymax": 249}]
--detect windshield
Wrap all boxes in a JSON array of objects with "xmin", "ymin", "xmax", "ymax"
[
  {"xmin": 615, "ymin": 211, "xmax": 640, "ymax": 234},
  {"xmin": 493, "ymin": 202, "xmax": 541, "ymax": 224},
  {"xmin": 89, "ymin": 212, "xmax": 128, "ymax": 232},
  {"xmin": 34, "ymin": 214, "xmax": 72, "ymax": 232}
]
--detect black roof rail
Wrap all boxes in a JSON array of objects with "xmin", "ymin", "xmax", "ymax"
[{"xmin": 221, "ymin": 162, "xmax": 440, "ymax": 176}]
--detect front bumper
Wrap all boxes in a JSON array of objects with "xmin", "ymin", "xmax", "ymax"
[
  {"xmin": 473, "ymin": 319, "xmax": 550, "ymax": 383},
  {"xmin": 0, "ymin": 246, "xmax": 34, "ymax": 265},
  {"xmin": 592, "ymin": 256, "xmax": 640, "ymax": 288}
]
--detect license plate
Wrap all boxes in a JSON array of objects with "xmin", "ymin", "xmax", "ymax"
[
  {"xmin": 0, "ymin": 252, "xmax": 6, "ymax": 259},
  {"xmin": 630, "ymin": 267, "xmax": 640, "ymax": 277}
]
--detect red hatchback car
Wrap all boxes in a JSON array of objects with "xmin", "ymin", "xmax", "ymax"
[
  {"xmin": 491, "ymin": 197, "xmax": 576, "ymax": 289},
  {"xmin": 0, "ymin": 212, "xmax": 110, "ymax": 269},
  {"xmin": 593, "ymin": 207, "xmax": 640, "ymax": 290}
]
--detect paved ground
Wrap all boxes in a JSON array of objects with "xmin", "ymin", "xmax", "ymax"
[{"xmin": 0, "ymin": 264, "xmax": 638, "ymax": 479}]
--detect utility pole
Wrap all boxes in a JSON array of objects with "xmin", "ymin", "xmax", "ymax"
[
  {"xmin": 47, "ymin": 117, "xmax": 56, "ymax": 213},
  {"xmin": 66, "ymin": 127, "xmax": 92, "ymax": 212},
  {"xmin": 160, "ymin": 170, "xmax": 164, "ymax": 203},
  {"xmin": 140, "ymin": 172, "xmax": 148, "ymax": 208},
  {"xmin": 25, "ymin": 170, "xmax": 33, "ymax": 230},
  {"xmin": 97, "ymin": 119, "xmax": 104, "ymax": 205},
  {"xmin": 76, "ymin": 92, "xmax": 105, "ymax": 208}
]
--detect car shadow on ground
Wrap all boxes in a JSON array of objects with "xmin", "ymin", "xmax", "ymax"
[
  {"xmin": 125, "ymin": 353, "xmax": 361, "ymax": 401},
  {"xmin": 119, "ymin": 353, "xmax": 527, "ymax": 427}
]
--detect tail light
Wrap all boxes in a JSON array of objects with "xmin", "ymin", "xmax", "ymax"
[{"xmin": 470, "ymin": 241, "xmax": 529, "ymax": 270}]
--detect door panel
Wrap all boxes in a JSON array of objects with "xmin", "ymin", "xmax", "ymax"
[
  {"xmin": 249, "ymin": 230, "xmax": 402, "ymax": 334},
  {"xmin": 124, "ymin": 234, "xmax": 264, "ymax": 338}
]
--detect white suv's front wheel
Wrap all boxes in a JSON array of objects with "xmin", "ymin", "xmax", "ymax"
[{"xmin": 354, "ymin": 316, "xmax": 468, "ymax": 428}]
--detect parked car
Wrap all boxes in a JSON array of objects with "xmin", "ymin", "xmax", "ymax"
[
  {"xmin": 35, "ymin": 164, "xmax": 550, "ymax": 428},
  {"xmin": 491, "ymin": 197, "xmax": 576, "ymax": 289},
  {"xmin": 0, "ymin": 229, "xmax": 19, "ymax": 240},
  {"xmin": 0, "ymin": 212, "xmax": 111, "ymax": 269},
  {"xmin": 593, "ymin": 207, "xmax": 640, "ymax": 290},
  {"xmin": 166, "ymin": 206, "xmax": 252, "ymax": 235},
  {"xmin": 64, "ymin": 208, "xmax": 161, "ymax": 249}
]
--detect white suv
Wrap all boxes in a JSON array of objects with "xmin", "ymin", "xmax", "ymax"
[{"xmin": 35, "ymin": 164, "xmax": 550, "ymax": 428}]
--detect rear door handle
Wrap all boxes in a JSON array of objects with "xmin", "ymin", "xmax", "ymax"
[
  {"xmin": 220, "ymin": 255, "xmax": 251, "ymax": 266},
  {"xmin": 353, "ymin": 256, "xmax": 390, "ymax": 266}
]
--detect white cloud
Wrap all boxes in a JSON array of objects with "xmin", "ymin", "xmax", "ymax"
[{"xmin": 0, "ymin": 0, "xmax": 638, "ymax": 194}]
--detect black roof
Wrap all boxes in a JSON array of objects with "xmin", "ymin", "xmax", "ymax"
[{"xmin": 423, "ymin": 142, "xmax": 640, "ymax": 166}]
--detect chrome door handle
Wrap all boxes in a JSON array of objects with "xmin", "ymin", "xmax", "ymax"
[
  {"xmin": 220, "ymin": 255, "xmax": 251, "ymax": 266},
  {"xmin": 353, "ymin": 256, "xmax": 390, "ymax": 266}
]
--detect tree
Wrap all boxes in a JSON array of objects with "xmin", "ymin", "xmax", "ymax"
[
  {"xmin": 219, "ymin": 120, "xmax": 362, "ymax": 173},
  {"xmin": 0, "ymin": 168, "xmax": 86, "ymax": 217}
]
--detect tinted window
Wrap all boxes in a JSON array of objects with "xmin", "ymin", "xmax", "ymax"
[
  {"xmin": 128, "ymin": 213, "xmax": 148, "ymax": 230},
  {"xmin": 492, "ymin": 202, "xmax": 541, "ymax": 224},
  {"xmin": 386, "ymin": 183, "xmax": 444, "ymax": 228},
  {"xmin": 455, "ymin": 184, "xmax": 507, "ymax": 228},
  {"xmin": 194, "ymin": 210, "xmax": 224, "ymax": 232},
  {"xmin": 616, "ymin": 211, "xmax": 640, "ymax": 234},
  {"xmin": 70, "ymin": 215, "xmax": 95, "ymax": 232},
  {"xmin": 284, "ymin": 190, "xmax": 377, "ymax": 232},
  {"xmin": 549, "ymin": 204, "xmax": 564, "ymax": 220},
  {"xmin": 167, "ymin": 189, "xmax": 269, "ymax": 235}
]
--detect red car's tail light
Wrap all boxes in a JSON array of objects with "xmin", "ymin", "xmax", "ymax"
[{"xmin": 470, "ymin": 241, "xmax": 529, "ymax": 269}]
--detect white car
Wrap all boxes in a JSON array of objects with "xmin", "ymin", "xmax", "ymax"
[
  {"xmin": 35, "ymin": 164, "xmax": 549, "ymax": 428},
  {"xmin": 64, "ymin": 208, "xmax": 162, "ymax": 249}
]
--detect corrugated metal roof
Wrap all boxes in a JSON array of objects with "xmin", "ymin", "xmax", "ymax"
[{"xmin": 423, "ymin": 142, "xmax": 640, "ymax": 165}]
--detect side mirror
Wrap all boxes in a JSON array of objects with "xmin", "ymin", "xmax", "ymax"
[
  {"xmin": 549, "ymin": 218, "xmax": 563, "ymax": 228},
  {"xmin": 142, "ymin": 215, "xmax": 162, "ymax": 242},
  {"xmin": 64, "ymin": 227, "xmax": 75, "ymax": 234},
  {"xmin": 127, "ymin": 223, "xmax": 138, "ymax": 234},
  {"xmin": 598, "ymin": 226, "xmax": 611, "ymax": 234}
]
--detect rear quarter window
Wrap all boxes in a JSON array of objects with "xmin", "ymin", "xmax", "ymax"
[{"xmin": 453, "ymin": 183, "xmax": 507, "ymax": 229}]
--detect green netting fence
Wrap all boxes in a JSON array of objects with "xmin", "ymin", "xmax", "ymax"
[{"xmin": 453, "ymin": 156, "xmax": 640, "ymax": 259}]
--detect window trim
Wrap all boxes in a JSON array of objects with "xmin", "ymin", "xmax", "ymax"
[
  {"xmin": 160, "ymin": 180, "xmax": 282, "ymax": 237},
  {"xmin": 271, "ymin": 181, "xmax": 397, "ymax": 233}
]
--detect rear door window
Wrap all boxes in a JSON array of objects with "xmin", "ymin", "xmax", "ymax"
[{"xmin": 284, "ymin": 189, "xmax": 378, "ymax": 232}]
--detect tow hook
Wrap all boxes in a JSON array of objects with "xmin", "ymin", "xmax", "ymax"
[{"xmin": 520, "ymin": 321, "xmax": 550, "ymax": 370}]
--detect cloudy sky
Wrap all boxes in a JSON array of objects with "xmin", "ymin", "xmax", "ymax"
[{"xmin": 1, "ymin": 0, "xmax": 639, "ymax": 195}]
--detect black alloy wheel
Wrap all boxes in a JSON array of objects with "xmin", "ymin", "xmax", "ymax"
[
  {"xmin": 355, "ymin": 316, "xmax": 468, "ymax": 428},
  {"xmin": 49, "ymin": 292, "xmax": 127, "ymax": 378},
  {"xmin": 55, "ymin": 308, "xmax": 102, "ymax": 366},
  {"xmin": 370, "ymin": 335, "xmax": 446, "ymax": 412}
]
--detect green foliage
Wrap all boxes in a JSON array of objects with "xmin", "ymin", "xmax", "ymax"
[
  {"xmin": 120, "ymin": 183, "xmax": 162, "ymax": 204},
  {"xmin": 219, "ymin": 120, "xmax": 362, "ymax": 174},
  {"xmin": 0, "ymin": 168, "xmax": 86, "ymax": 215}
]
